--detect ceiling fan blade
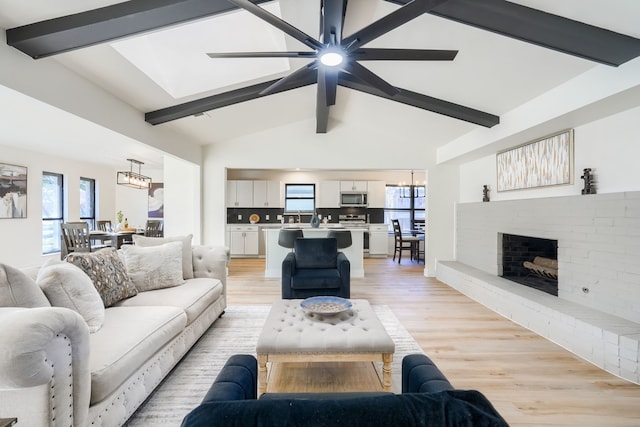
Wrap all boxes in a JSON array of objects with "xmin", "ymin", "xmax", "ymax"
[
  {"xmin": 207, "ymin": 51, "xmax": 316, "ymax": 59},
  {"xmin": 316, "ymin": 72, "xmax": 330, "ymax": 133},
  {"xmin": 321, "ymin": 0, "xmax": 347, "ymax": 44},
  {"xmin": 229, "ymin": 0, "xmax": 323, "ymax": 50},
  {"xmin": 338, "ymin": 73, "xmax": 499, "ymax": 128},
  {"xmin": 343, "ymin": 61, "xmax": 400, "ymax": 97},
  {"xmin": 146, "ymin": 73, "xmax": 317, "ymax": 125},
  {"xmin": 343, "ymin": 0, "xmax": 448, "ymax": 51},
  {"xmin": 318, "ymin": 67, "xmax": 339, "ymax": 106},
  {"xmin": 353, "ymin": 48, "xmax": 457, "ymax": 61},
  {"xmin": 259, "ymin": 62, "xmax": 318, "ymax": 96}
]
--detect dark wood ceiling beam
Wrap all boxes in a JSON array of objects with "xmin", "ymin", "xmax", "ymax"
[
  {"xmin": 6, "ymin": 0, "xmax": 269, "ymax": 59},
  {"xmin": 145, "ymin": 73, "xmax": 317, "ymax": 125},
  {"xmin": 386, "ymin": 0, "xmax": 640, "ymax": 66},
  {"xmin": 9, "ymin": 0, "xmax": 640, "ymax": 66}
]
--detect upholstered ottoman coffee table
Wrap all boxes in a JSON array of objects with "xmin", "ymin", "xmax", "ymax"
[{"xmin": 256, "ymin": 299, "xmax": 395, "ymax": 394}]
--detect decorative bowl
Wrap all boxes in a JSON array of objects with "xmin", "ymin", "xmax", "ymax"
[{"xmin": 300, "ymin": 296, "xmax": 352, "ymax": 315}]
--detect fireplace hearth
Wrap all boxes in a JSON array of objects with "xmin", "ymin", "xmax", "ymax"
[{"xmin": 501, "ymin": 233, "xmax": 558, "ymax": 296}]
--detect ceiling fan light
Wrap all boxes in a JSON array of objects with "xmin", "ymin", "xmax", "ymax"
[{"xmin": 320, "ymin": 51, "xmax": 343, "ymax": 67}]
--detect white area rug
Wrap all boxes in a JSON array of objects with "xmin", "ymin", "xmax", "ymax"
[{"xmin": 125, "ymin": 304, "xmax": 423, "ymax": 426}]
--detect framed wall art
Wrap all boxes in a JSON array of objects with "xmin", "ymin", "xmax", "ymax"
[
  {"xmin": 148, "ymin": 182, "xmax": 164, "ymax": 218},
  {"xmin": 497, "ymin": 129, "xmax": 574, "ymax": 192},
  {"xmin": 0, "ymin": 163, "xmax": 27, "ymax": 218}
]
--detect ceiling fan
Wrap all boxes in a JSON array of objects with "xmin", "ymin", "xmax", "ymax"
[{"xmin": 205, "ymin": 0, "xmax": 499, "ymax": 133}]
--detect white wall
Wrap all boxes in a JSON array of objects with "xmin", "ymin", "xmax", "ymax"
[
  {"xmin": 202, "ymin": 119, "xmax": 437, "ymax": 247},
  {"xmin": 0, "ymin": 144, "xmax": 116, "ymax": 268},
  {"xmin": 459, "ymin": 105, "xmax": 640, "ymax": 202},
  {"xmin": 164, "ymin": 156, "xmax": 201, "ymax": 244}
]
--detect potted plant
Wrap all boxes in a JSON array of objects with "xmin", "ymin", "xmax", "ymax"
[{"xmin": 116, "ymin": 210, "xmax": 124, "ymax": 231}]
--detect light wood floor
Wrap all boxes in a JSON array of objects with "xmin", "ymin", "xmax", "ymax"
[{"xmin": 226, "ymin": 258, "xmax": 640, "ymax": 427}]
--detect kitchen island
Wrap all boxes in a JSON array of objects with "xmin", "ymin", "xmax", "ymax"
[{"xmin": 263, "ymin": 226, "xmax": 365, "ymax": 278}]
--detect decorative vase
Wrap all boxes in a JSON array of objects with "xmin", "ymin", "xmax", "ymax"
[{"xmin": 310, "ymin": 212, "xmax": 320, "ymax": 228}]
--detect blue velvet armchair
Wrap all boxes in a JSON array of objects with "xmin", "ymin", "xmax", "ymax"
[{"xmin": 281, "ymin": 237, "xmax": 350, "ymax": 299}]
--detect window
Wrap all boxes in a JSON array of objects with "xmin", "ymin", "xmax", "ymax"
[
  {"xmin": 384, "ymin": 185, "xmax": 426, "ymax": 232},
  {"xmin": 80, "ymin": 177, "xmax": 96, "ymax": 229},
  {"xmin": 42, "ymin": 172, "xmax": 64, "ymax": 254},
  {"xmin": 285, "ymin": 184, "xmax": 315, "ymax": 212}
]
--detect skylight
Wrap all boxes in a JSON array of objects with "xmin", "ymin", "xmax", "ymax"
[{"xmin": 111, "ymin": 2, "xmax": 290, "ymax": 99}]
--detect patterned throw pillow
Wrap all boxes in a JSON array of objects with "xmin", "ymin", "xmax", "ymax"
[{"xmin": 66, "ymin": 248, "xmax": 138, "ymax": 307}]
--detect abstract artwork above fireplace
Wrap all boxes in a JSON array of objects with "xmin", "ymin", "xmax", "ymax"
[{"xmin": 497, "ymin": 129, "xmax": 574, "ymax": 192}]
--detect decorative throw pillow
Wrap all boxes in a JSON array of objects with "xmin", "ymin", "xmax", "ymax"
[
  {"xmin": 132, "ymin": 234, "xmax": 194, "ymax": 279},
  {"xmin": 0, "ymin": 263, "xmax": 51, "ymax": 308},
  {"xmin": 37, "ymin": 262, "xmax": 105, "ymax": 333},
  {"xmin": 66, "ymin": 248, "xmax": 138, "ymax": 307},
  {"xmin": 121, "ymin": 242, "xmax": 185, "ymax": 292}
]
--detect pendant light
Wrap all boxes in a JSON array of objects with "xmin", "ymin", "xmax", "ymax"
[{"xmin": 117, "ymin": 159, "xmax": 152, "ymax": 189}]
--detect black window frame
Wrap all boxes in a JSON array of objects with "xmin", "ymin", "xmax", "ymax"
[
  {"xmin": 80, "ymin": 177, "xmax": 96, "ymax": 230},
  {"xmin": 284, "ymin": 183, "xmax": 316, "ymax": 213},
  {"xmin": 42, "ymin": 172, "xmax": 64, "ymax": 254},
  {"xmin": 384, "ymin": 184, "xmax": 426, "ymax": 233}
]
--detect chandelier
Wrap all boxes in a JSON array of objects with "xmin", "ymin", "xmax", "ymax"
[
  {"xmin": 399, "ymin": 170, "xmax": 425, "ymax": 198},
  {"xmin": 117, "ymin": 158, "xmax": 152, "ymax": 189}
]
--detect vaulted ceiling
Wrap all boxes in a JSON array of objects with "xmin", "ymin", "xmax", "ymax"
[{"xmin": 1, "ymin": 1, "xmax": 640, "ymax": 156}]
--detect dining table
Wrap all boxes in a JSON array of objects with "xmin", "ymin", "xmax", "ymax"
[{"xmin": 90, "ymin": 229, "xmax": 144, "ymax": 249}]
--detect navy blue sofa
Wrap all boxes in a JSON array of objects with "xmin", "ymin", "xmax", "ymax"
[
  {"xmin": 282, "ymin": 237, "xmax": 350, "ymax": 299},
  {"xmin": 181, "ymin": 354, "xmax": 508, "ymax": 427}
]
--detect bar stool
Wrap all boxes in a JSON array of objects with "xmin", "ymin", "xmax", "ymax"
[
  {"xmin": 278, "ymin": 229, "xmax": 303, "ymax": 250},
  {"xmin": 328, "ymin": 230, "xmax": 352, "ymax": 249}
]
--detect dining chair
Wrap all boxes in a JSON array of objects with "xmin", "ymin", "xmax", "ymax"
[
  {"xmin": 95, "ymin": 220, "xmax": 115, "ymax": 246},
  {"xmin": 145, "ymin": 220, "xmax": 164, "ymax": 237},
  {"xmin": 412, "ymin": 219, "xmax": 425, "ymax": 263},
  {"xmin": 96, "ymin": 220, "xmax": 112, "ymax": 232},
  {"xmin": 391, "ymin": 219, "xmax": 420, "ymax": 264},
  {"xmin": 61, "ymin": 222, "xmax": 91, "ymax": 256},
  {"xmin": 60, "ymin": 222, "xmax": 110, "ymax": 259}
]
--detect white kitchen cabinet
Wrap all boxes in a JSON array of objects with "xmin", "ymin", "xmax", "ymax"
[
  {"xmin": 227, "ymin": 225, "xmax": 259, "ymax": 256},
  {"xmin": 368, "ymin": 224, "xmax": 389, "ymax": 257},
  {"xmin": 317, "ymin": 181, "xmax": 341, "ymax": 207},
  {"xmin": 253, "ymin": 180, "xmax": 281, "ymax": 207},
  {"xmin": 340, "ymin": 181, "xmax": 368, "ymax": 192},
  {"xmin": 227, "ymin": 180, "xmax": 254, "ymax": 207},
  {"xmin": 367, "ymin": 181, "xmax": 386, "ymax": 208}
]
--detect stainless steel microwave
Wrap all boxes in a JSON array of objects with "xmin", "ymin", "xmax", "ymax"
[{"xmin": 340, "ymin": 192, "xmax": 368, "ymax": 207}]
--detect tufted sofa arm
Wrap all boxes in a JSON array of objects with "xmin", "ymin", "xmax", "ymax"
[
  {"xmin": 201, "ymin": 354, "xmax": 257, "ymax": 403},
  {"xmin": 402, "ymin": 353, "xmax": 454, "ymax": 393},
  {"xmin": 192, "ymin": 245, "xmax": 229, "ymax": 292},
  {"xmin": 0, "ymin": 307, "xmax": 91, "ymax": 426}
]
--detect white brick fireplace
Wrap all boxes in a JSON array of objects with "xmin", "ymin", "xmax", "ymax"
[{"xmin": 437, "ymin": 191, "xmax": 640, "ymax": 383}]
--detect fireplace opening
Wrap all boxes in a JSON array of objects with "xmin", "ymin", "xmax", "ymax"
[{"xmin": 501, "ymin": 233, "xmax": 558, "ymax": 296}]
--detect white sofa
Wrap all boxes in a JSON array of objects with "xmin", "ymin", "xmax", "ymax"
[{"xmin": 0, "ymin": 243, "xmax": 229, "ymax": 427}]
